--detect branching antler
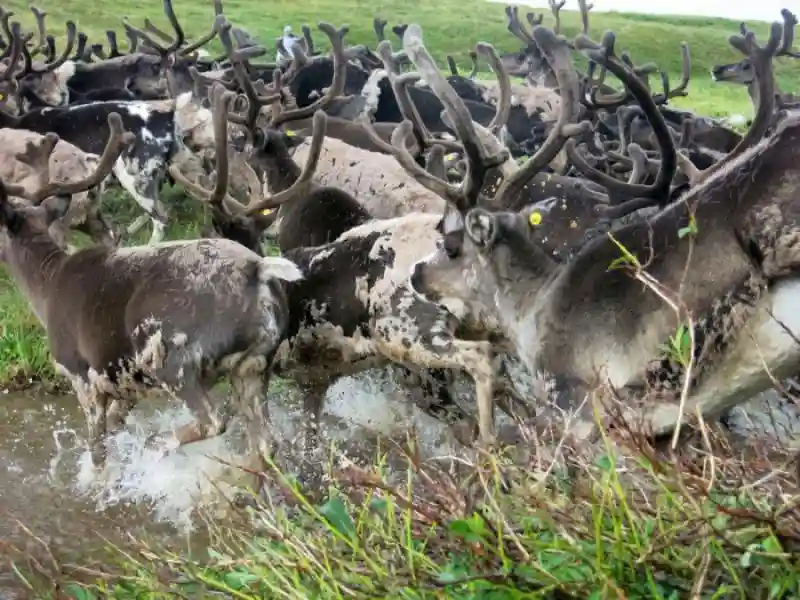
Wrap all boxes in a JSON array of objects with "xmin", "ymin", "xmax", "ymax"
[
  {"xmin": 217, "ymin": 15, "xmax": 277, "ymax": 131},
  {"xmin": 4, "ymin": 113, "xmax": 134, "ymax": 204},
  {"xmin": 171, "ymin": 83, "xmax": 328, "ymax": 217},
  {"xmin": 566, "ymin": 30, "xmax": 678, "ymax": 215},
  {"xmin": 678, "ymin": 21, "xmax": 782, "ymax": 186},
  {"xmin": 123, "ymin": 0, "xmax": 184, "ymax": 61},
  {"xmin": 17, "ymin": 18, "xmax": 76, "ymax": 75},
  {"xmin": 548, "ymin": 0, "xmax": 566, "ymax": 34},
  {"xmin": 494, "ymin": 27, "xmax": 589, "ymax": 204},
  {"xmin": 269, "ymin": 23, "xmax": 349, "ymax": 129}
]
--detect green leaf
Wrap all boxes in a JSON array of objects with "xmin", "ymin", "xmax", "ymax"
[
  {"xmin": 223, "ymin": 570, "xmax": 260, "ymax": 590},
  {"xmin": 370, "ymin": 497, "xmax": 389, "ymax": 515},
  {"xmin": 320, "ymin": 497, "xmax": 356, "ymax": 537},
  {"xmin": 449, "ymin": 515, "xmax": 487, "ymax": 544},
  {"xmin": 595, "ymin": 453, "xmax": 614, "ymax": 472},
  {"xmin": 762, "ymin": 535, "xmax": 783, "ymax": 553},
  {"xmin": 64, "ymin": 584, "xmax": 96, "ymax": 600}
]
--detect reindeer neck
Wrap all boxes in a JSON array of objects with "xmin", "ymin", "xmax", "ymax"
[
  {"xmin": 3, "ymin": 226, "xmax": 68, "ymax": 326},
  {"xmin": 262, "ymin": 148, "xmax": 302, "ymax": 194},
  {"xmin": 0, "ymin": 109, "xmax": 20, "ymax": 128}
]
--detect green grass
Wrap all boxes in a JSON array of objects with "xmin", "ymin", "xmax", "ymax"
[
  {"xmin": 1, "ymin": 3, "xmax": 799, "ymax": 595},
  {"xmin": 3, "ymin": 0, "xmax": 799, "ymax": 117},
  {"xmin": 13, "ymin": 427, "xmax": 800, "ymax": 598}
]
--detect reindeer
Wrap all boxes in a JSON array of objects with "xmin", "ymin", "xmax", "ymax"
[
  {"xmin": 172, "ymin": 27, "xmax": 531, "ymax": 451},
  {"xmin": 0, "ymin": 106, "xmax": 303, "ymax": 473},
  {"xmin": 397, "ymin": 17, "xmax": 800, "ymax": 441},
  {"xmin": 711, "ymin": 8, "xmax": 799, "ymax": 108},
  {"xmin": 0, "ymin": 128, "xmax": 117, "ymax": 248},
  {"xmin": 0, "ymin": 16, "xmax": 221, "ymax": 244}
]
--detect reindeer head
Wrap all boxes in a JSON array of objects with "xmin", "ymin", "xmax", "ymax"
[
  {"xmin": 0, "ymin": 114, "xmax": 133, "ymax": 263},
  {"xmin": 122, "ymin": 0, "xmax": 222, "ymax": 98},
  {"xmin": 0, "ymin": 10, "xmax": 78, "ymax": 112},
  {"xmin": 711, "ymin": 9, "xmax": 798, "ymax": 89},
  {"xmin": 711, "ymin": 58, "xmax": 754, "ymax": 86}
]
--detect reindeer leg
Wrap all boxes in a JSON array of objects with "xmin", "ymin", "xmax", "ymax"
[
  {"xmin": 78, "ymin": 387, "xmax": 110, "ymax": 468},
  {"xmin": 372, "ymin": 292, "xmax": 497, "ymax": 447},
  {"xmin": 112, "ymin": 157, "xmax": 169, "ymax": 244},
  {"xmin": 230, "ymin": 354, "xmax": 274, "ymax": 465}
]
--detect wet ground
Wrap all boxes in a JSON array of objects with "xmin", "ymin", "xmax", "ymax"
[
  {"xmin": 0, "ymin": 391, "xmax": 183, "ymax": 596},
  {"xmin": 1, "ymin": 365, "xmax": 798, "ymax": 597},
  {"xmin": 0, "ymin": 370, "xmax": 468, "ymax": 595}
]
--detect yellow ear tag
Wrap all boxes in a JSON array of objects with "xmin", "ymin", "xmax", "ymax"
[
  {"xmin": 261, "ymin": 208, "xmax": 274, "ymax": 216},
  {"xmin": 285, "ymin": 129, "xmax": 296, "ymax": 137},
  {"xmin": 529, "ymin": 211, "xmax": 543, "ymax": 227},
  {"xmin": 0, "ymin": 93, "xmax": 5, "ymax": 101},
  {"xmin": 445, "ymin": 152, "xmax": 459, "ymax": 160}
]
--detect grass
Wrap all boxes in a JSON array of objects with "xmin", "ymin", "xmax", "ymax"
[
  {"xmin": 0, "ymin": 1, "xmax": 799, "ymax": 596},
  {"xmin": 11, "ymin": 423, "xmax": 800, "ymax": 598}
]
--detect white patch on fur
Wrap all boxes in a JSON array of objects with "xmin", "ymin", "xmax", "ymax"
[
  {"xmin": 55, "ymin": 61, "xmax": 76, "ymax": 88},
  {"xmin": 175, "ymin": 91, "xmax": 192, "ymax": 111},
  {"xmin": 261, "ymin": 256, "xmax": 304, "ymax": 282},
  {"xmin": 123, "ymin": 102, "xmax": 154, "ymax": 122},
  {"xmin": 360, "ymin": 69, "xmax": 387, "ymax": 116}
]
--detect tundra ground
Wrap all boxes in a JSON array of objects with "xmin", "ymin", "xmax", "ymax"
[{"xmin": 1, "ymin": 1, "xmax": 799, "ymax": 597}]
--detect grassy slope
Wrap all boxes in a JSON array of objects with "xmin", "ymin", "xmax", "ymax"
[{"xmin": 2, "ymin": 0, "xmax": 799, "ymax": 383}]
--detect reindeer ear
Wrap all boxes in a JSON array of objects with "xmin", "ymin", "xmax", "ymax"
[
  {"xmin": 465, "ymin": 208, "xmax": 498, "ymax": 248},
  {"xmin": 40, "ymin": 195, "xmax": 71, "ymax": 225}
]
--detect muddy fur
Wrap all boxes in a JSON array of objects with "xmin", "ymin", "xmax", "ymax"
[
  {"xmin": 410, "ymin": 110, "xmax": 800, "ymax": 435},
  {"xmin": 279, "ymin": 213, "xmax": 501, "ymax": 446},
  {"xmin": 290, "ymin": 134, "xmax": 447, "ymax": 217},
  {"xmin": 0, "ymin": 129, "xmax": 115, "ymax": 247},
  {"xmin": 1, "ymin": 193, "xmax": 301, "ymax": 470}
]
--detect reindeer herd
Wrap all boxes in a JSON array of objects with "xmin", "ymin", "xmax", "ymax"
[{"xmin": 0, "ymin": 0, "xmax": 798, "ymax": 481}]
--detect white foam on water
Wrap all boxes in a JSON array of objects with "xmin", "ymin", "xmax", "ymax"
[{"xmin": 64, "ymin": 367, "xmax": 476, "ymax": 530}]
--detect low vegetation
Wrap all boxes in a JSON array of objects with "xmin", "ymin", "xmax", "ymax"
[{"xmin": 1, "ymin": 0, "xmax": 799, "ymax": 598}]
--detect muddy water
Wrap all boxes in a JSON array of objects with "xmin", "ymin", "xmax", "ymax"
[
  {"xmin": 0, "ymin": 391, "xmax": 183, "ymax": 595},
  {"xmin": 0, "ymin": 368, "xmax": 471, "ymax": 595},
  {"xmin": 2, "ymin": 363, "xmax": 797, "ymax": 596}
]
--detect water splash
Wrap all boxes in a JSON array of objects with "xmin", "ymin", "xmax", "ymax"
[{"xmin": 64, "ymin": 367, "xmax": 477, "ymax": 530}]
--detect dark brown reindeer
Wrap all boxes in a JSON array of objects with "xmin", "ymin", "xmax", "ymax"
[
  {"xmin": 0, "ymin": 103, "xmax": 304, "ymax": 472},
  {"xmin": 399, "ymin": 18, "xmax": 800, "ymax": 439}
]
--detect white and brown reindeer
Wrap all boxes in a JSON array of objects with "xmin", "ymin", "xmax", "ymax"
[
  {"xmin": 0, "ymin": 105, "xmax": 304, "ymax": 474},
  {"xmin": 403, "ymin": 18, "xmax": 800, "ymax": 439},
  {"xmin": 172, "ymin": 40, "xmax": 524, "ymax": 452}
]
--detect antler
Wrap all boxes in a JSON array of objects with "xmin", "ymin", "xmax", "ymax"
[
  {"xmin": 0, "ymin": 21, "xmax": 23, "ymax": 82},
  {"xmin": 168, "ymin": 83, "xmax": 243, "ymax": 212},
  {"xmin": 778, "ymin": 8, "xmax": 799, "ymax": 58},
  {"xmin": 28, "ymin": 6, "xmax": 48, "ymax": 57},
  {"xmin": 269, "ymin": 23, "xmax": 349, "ymax": 129},
  {"xmin": 493, "ymin": 27, "xmax": 589, "ymax": 205},
  {"xmin": 548, "ymin": 0, "xmax": 566, "ymax": 34},
  {"xmin": 122, "ymin": 0, "xmax": 192, "ymax": 60},
  {"xmin": 359, "ymin": 25, "xmax": 509, "ymax": 214},
  {"xmin": 171, "ymin": 83, "xmax": 327, "ymax": 217},
  {"xmin": 217, "ymin": 15, "xmax": 277, "ymax": 131},
  {"xmin": 565, "ymin": 30, "xmax": 678, "ymax": 216},
  {"xmin": 677, "ymin": 20, "xmax": 782, "ymax": 186},
  {"xmin": 5, "ymin": 113, "xmax": 135, "ymax": 204},
  {"xmin": 17, "ymin": 18, "xmax": 77, "ymax": 75}
]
